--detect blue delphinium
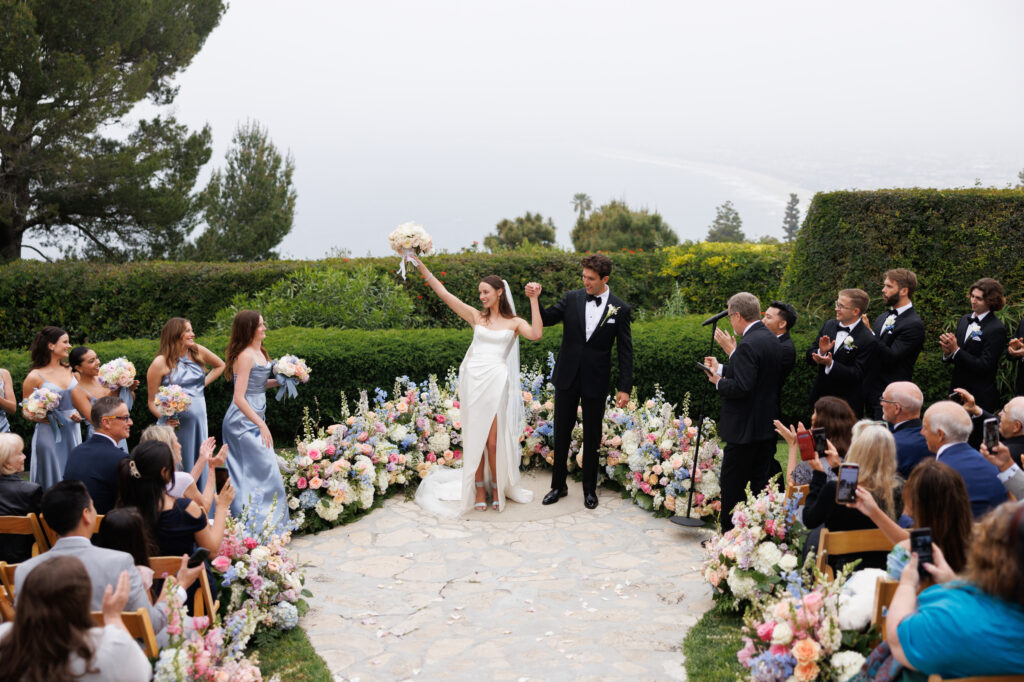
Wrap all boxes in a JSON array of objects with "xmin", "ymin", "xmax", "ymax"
[
  {"xmin": 299, "ymin": 490, "xmax": 319, "ymax": 509},
  {"xmin": 373, "ymin": 387, "xmax": 387, "ymax": 406},
  {"xmin": 271, "ymin": 602, "xmax": 299, "ymax": 630},
  {"xmin": 748, "ymin": 652, "xmax": 796, "ymax": 681}
]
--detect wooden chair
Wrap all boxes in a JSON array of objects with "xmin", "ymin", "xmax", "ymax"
[
  {"xmin": 0, "ymin": 585, "xmax": 14, "ymax": 622},
  {"xmin": 928, "ymin": 676, "xmax": 1024, "ymax": 681},
  {"xmin": 149, "ymin": 556, "xmax": 219, "ymax": 617},
  {"xmin": 870, "ymin": 576, "xmax": 899, "ymax": 640},
  {"xmin": 0, "ymin": 513, "xmax": 50, "ymax": 555},
  {"xmin": 38, "ymin": 513, "xmax": 103, "ymax": 546},
  {"xmin": 815, "ymin": 528, "xmax": 894, "ymax": 580},
  {"xmin": 91, "ymin": 609, "xmax": 159, "ymax": 658},
  {"xmin": 784, "ymin": 482, "xmax": 810, "ymax": 506},
  {"xmin": 0, "ymin": 562, "xmax": 17, "ymax": 600}
]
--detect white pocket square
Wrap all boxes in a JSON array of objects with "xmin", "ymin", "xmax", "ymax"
[{"xmin": 606, "ymin": 319, "xmax": 616, "ymax": 325}]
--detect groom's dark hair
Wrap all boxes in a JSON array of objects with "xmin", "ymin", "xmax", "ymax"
[{"xmin": 581, "ymin": 254, "xmax": 612, "ymax": 278}]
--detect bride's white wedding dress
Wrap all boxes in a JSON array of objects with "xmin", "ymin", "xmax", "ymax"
[{"xmin": 415, "ymin": 324, "xmax": 535, "ymax": 516}]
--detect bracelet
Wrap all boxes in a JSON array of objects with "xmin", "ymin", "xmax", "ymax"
[{"xmin": 424, "ymin": 274, "xmax": 434, "ymax": 284}]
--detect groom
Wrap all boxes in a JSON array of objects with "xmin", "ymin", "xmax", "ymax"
[{"xmin": 525, "ymin": 253, "xmax": 633, "ymax": 509}]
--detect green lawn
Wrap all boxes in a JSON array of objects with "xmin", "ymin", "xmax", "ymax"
[
  {"xmin": 253, "ymin": 628, "xmax": 332, "ymax": 682},
  {"xmin": 682, "ymin": 603, "xmax": 746, "ymax": 680}
]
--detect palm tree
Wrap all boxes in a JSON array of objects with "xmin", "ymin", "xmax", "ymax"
[{"xmin": 571, "ymin": 193, "xmax": 593, "ymax": 221}]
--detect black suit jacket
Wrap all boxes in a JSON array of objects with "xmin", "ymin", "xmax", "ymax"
[
  {"xmin": 717, "ymin": 321, "xmax": 782, "ymax": 444},
  {"xmin": 807, "ymin": 319, "xmax": 877, "ymax": 415},
  {"xmin": 945, "ymin": 312, "xmax": 1006, "ymax": 412},
  {"xmin": 864, "ymin": 307, "xmax": 925, "ymax": 408},
  {"xmin": 1012, "ymin": 318, "xmax": 1024, "ymax": 397},
  {"xmin": 0, "ymin": 473, "xmax": 42, "ymax": 563},
  {"xmin": 539, "ymin": 289, "xmax": 633, "ymax": 398},
  {"xmin": 64, "ymin": 434, "xmax": 128, "ymax": 515}
]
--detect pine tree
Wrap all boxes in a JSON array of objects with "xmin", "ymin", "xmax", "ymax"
[
  {"xmin": 705, "ymin": 201, "xmax": 746, "ymax": 243},
  {"xmin": 782, "ymin": 194, "xmax": 801, "ymax": 242}
]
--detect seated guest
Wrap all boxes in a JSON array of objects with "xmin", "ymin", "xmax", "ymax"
[
  {"xmin": 140, "ymin": 424, "xmax": 227, "ymax": 512},
  {"xmin": 980, "ymin": 441, "xmax": 1024, "ymax": 499},
  {"xmin": 939, "ymin": 277, "xmax": 1006, "ymax": 412},
  {"xmin": 807, "ymin": 288, "xmax": 877, "ymax": 415},
  {"xmin": 63, "ymin": 395, "xmax": 131, "ymax": 514},
  {"xmin": 885, "ymin": 501, "xmax": 1024, "ymax": 677},
  {"xmin": 921, "ymin": 401, "xmax": 1007, "ymax": 517},
  {"xmin": 864, "ymin": 268, "xmax": 926, "ymax": 419},
  {"xmin": 959, "ymin": 388, "xmax": 1024, "ymax": 467},
  {"xmin": 802, "ymin": 421, "xmax": 903, "ymax": 572},
  {"xmin": 880, "ymin": 381, "xmax": 932, "ymax": 478},
  {"xmin": 774, "ymin": 396, "xmax": 858, "ymax": 486},
  {"xmin": 93, "ymin": 507, "xmax": 157, "ymax": 594},
  {"xmin": 0, "ymin": 433, "xmax": 42, "ymax": 563},
  {"xmin": 14, "ymin": 481, "xmax": 170, "ymax": 635},
  {"xmin": 0, "ymin": 555, "xmax": 152, "ymax": 682},
  {"xmin": 118, "ymin": 440, "xmax": 235, "ymax": 556}
]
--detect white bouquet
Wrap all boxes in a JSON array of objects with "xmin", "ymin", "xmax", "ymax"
[
  {"xmin": 273, "ymin": 354, "xmax": 311, "ymax": 402},
  {"xmin": 388, "ymin": 221, "xmax": 434, "ymax": 279}
]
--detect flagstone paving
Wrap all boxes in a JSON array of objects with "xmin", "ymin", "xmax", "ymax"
[{"xmin": 289, "ymin": 471, "xmax": 714, "ymax": 682}]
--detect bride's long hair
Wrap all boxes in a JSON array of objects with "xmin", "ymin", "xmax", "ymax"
[{"xmin": 478, "ymin": 275, "xmax": 515, "ymax": 320}]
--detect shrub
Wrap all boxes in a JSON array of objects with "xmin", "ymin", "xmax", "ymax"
[{"xmin": 661, "ymin": 241, "xmax": 791, "ymax": 315}]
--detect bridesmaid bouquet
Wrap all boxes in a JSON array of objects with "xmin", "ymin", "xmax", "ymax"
[
  {"xmin": 388, "ymin": 221, "xmax": 434, "ymax": 279},
  {"xmin": 273, "ymin": 354, "xmax": 311, "ymax": 402},
  {"xmin": 154, "ymin": 384, "xmax": 192, "ymax": 420},
  {"xmin": 98, "ymin": 356, "xmax": 136, "ymax": 403},
  {"xmin": 22, "ymin": 386, "xmax": 66, "ymax": 442}
]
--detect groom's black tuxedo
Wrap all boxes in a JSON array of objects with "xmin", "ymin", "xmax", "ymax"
[
  {"xmin": 541, "ymin": 288, "xmax": 633, "ymax": 398},
  {"xmin": 864, "ymin": 306, "xmax": 926, "ymax": 418},
  {"xmin": 540, "ymin": 288, "xmax": 634, "ymax": 495}
]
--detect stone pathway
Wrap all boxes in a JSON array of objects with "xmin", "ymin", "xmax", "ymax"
[{"xmin": 289, "ymin": 472, "xmax": 714, "ymax": 681}]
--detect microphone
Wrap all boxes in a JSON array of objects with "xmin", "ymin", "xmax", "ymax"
[{"xmin": 702, "ymin": 309, "xmax": 729, "ymax": 326}]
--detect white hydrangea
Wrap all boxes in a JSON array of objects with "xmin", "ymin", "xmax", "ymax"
[
  {"xmin": 779, "ymin": 554, "xmax": 798, "ymax": 571},
  {"xmin": 697, "ymin": 470, "xmax": 720, "ymax": 499},
  {"xmin": 727, "ymin": 567, "xmax": 758, "ymax": 601},
  {"xmin": 389, "ymin": 424, "xmax": 409, "ymax": 441},
  {"xmin": 359, "ymin": 485, "xmax": 375, "ymax": 509},
  {"xmin": 377, "ymin": 468, "xmax": 389, "ymax": 492},
  {"xmin": 626, "ymin": 452, "xmax": 646, "ymax": 472},
  {"xmin": 621, "ymin": 430, "xmax": 639, "ymax": 456},
  {"xmin": 316, "ymin": 498, "xmax": 343, "ymax": 521},
  {"xmin": 753, "ymin": 542, "xmax": 783, "ymax": 575},
  {"xmin": 428, "ymin": 431, "xmax": 450, "ymax": 453},
  {"xmin": 830, "ymin": 651, "xmax": 867, "ymax": 682}
]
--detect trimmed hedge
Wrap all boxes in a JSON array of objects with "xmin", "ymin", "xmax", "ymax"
[
  {"xmin": 0, "ymin": 245, "xmax": 789, "ymax": 347},
  {"xmin": 779, "ymin": 189, "xmax": 1024, "ymax": 402}
]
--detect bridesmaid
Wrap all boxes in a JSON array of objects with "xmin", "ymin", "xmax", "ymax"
[
  {"xmin": 222, "ymin": 310, "xmax": 289, "ymax": 533},
  {"xmin": 146, "ymin": 318, "xmax": 224, "ymax": 490},
  {"xmin": 21, "ymin": 327, "xmax": 91, "ymax": 488},
  {"xmin": 0, "ymin": 366, "xmax": 15, "ymax": 433},
  {"xmin": 69, "ymin": 346, "xmax": 137, "ymax": 452}
]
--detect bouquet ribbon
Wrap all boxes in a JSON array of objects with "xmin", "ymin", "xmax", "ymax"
[
  {"xmin": 47, "ymin": 410, "xmax": 68, "ymax": 444},
  {"xmin": 275, "ymin": 375, "xmax": 300, "ymax": 402},
  {"xmin": 118, "ymin": 386, "xmax": 132, "ymax": 404},
  {"xmin": 397, "ymin": 249, "xmax": 415, "ymax": 280}
]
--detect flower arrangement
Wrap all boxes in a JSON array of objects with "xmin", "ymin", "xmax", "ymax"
[
  {"xmin": 154, "ymin": 384, "xmax": 192, "ymax": 418},
  {"xmin": 98, "ymin": 356, "xmax": 137, "ymax": 402},
  {"xmin": 22, "ymin": 386, "xmax": 66, "ymax": 441},
  {"xmin": 272, "ymin": 354, "xmax": 311, "ymax": 402},
  {"xmin": 388, "ymin": 221, "xmax": 434, "ymax": 279},
  {"xmin": 702, "ymin": 481, "xmax": 805, "ymax": 608}
]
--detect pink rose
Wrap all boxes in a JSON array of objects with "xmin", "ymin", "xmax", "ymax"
[
  {"xmin": 427, "ymin": 453, "xmax": 437, "ymax": 462},
  {"xmin": 768, "ymin": 644, "xmax": 789, "ymax": 656},
  {"xmin": 801, "ymin": 592, "xmax": 823, "ymax": 614},
  {"xmin": 308, "ymin": 449, "xmax": 321, "ymax": 461},
  {"xmin": 211, "ymin": 555, "xmax": 231, "ymax": 572},
  {"xmin": 243, "ymin": 537, "xmax": 258, "ymax": 550},
  {"xmin": 756, "ymin": 621, "xmax": 775, "ymax": 642},
  {"xmin": 435, "ymin": 415, "xmax": 446, "ymax": 424},
  {"xmin": 452, "ymin": 400, "xmax": 460, "ymax": 408},
  {"xmin": 192, "ymin": 616, "xmax": 210, "ymax": 632},
  {"xmin": 453, "ymin": 450, "xmax": 462, "ymax": 459},
  {"xmin": 737, "ymin": 637, "xmax": 757, "ymax": 666},
  {"xmin": 357, "ymin": 431, "xmax": 369, "ymax": 442},
  {"xmin": 296, "ymin": 477, "xmax": 307, "ymax": 489},
  {"xmin": 388, "ymin": 453, "xmax": 399, "ymax": 463},
  {"xmin": 325, "ymin": 445, "xmax": 336, "ymax": 456}
]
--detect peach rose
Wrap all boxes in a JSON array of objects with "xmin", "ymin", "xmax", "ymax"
[
  {"xmin": 793, "ymin": 660, "xmax": 820, "ymax": 682},
  {"xmin": 791, "ymin": 637, "xmax": 821, "ymax": 663}
]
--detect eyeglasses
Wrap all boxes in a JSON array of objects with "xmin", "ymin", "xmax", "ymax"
[
  {"xmin": 103, "ymin": 415, "xmax": 131, "ymax": 422},
  {"xmin": 878, "ymin": 398, "xmax": 901, "ymax": 408},
  {"xmin": 834, "ymin": 301, "xmax": 854, "ymax": 310}
]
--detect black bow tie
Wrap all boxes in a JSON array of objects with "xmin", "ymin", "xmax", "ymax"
[
  {"xmin": 970, "ymin": 316, "xmax": 980, "ymax": 324},
  {"xmin": 587, "ymin": 293, "xmax": 601, "ymax": 305},
  {"xmin": 838, "ymin": 325, "xmax": 852, "ymax": 333}
]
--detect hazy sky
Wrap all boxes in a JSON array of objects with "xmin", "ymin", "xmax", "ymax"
[{"xmin": 31, "ymin": 1, "xmax": 1024, "ymax": 258}]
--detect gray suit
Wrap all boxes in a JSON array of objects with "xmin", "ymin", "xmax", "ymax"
[
  {"xmin": 1005, "ymin": 468, "xmax": 1024, "ymax": 499},
  {"xmin": 14, "ymin": 535, "xmax": 167, "ymax": 633}
]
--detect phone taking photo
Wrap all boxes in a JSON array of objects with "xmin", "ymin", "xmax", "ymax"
[
  {"xmin": 835, "ymin": 463, "xmax": 859, "ymax": 503},
  {"xmin": 983, "ymin": 417, "xmax": 1000, "ymax": 451},
  {"xmin": 812, "ymin": 427, "xmax": 827, "ymax": 455},
  {"xmin": 695, "ymin": 361, "xmax": 713, "ymax": 374},
  {"xmin": 947, "ymin": 391, "xmax": 964, "ymax": 405},
  {"xmin": 187, "ymin": 547, "xmax": 211, "ymax": 568},
  {"xmin": 214, "ymin": 467, "xmax": 229, "ymax": 494},
  {"xmin": 796, "ymin": 429, "xmax": 817, "ymax": 461},
  {"xmin": 909, "ymin": 528, "xmax": 933, "ymax": 578}
]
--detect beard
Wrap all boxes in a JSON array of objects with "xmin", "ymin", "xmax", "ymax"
[{"xmin": 883, "ymin": 291, "xmax": 900, "ymax": 307}]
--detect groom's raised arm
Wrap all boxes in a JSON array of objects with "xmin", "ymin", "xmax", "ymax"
[
  {"xmin": 616, "ymin": 304, "xmax": 633, "ymax": 393},
  {"xmin": 538, "ymin": 290, "xmax": 570, "ymax": 327}
]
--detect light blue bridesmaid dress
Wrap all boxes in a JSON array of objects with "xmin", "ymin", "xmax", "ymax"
[
  {"xmin": 223, "ymin": 360, "xmax": 288, "ymax": 534},
  {"xmin": 84, "ymin": 391, "xmax": 131, "ymax": 453},
  {"xmin": 0, "ymin": 377, "xmax": 9, "ymax": 433},
  {"xmin": 159, "ymin": 356, "xmax": 209, "ymax": 489},
  {"xmin": 30, "ymin": 379, "xmax": 83, "ymax": 489}
]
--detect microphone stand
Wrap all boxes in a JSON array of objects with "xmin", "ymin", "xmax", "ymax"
[{"xmin": 670, "ymin": 317, "xmax": 721, "ymax": 528}]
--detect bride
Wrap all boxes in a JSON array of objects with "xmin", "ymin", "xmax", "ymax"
[{"xmin": 411, "ymin": 258, "xmax": 542, "ymax": 514}]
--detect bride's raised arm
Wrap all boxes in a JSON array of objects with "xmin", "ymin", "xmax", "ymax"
[
  {"xmin": 517, "ymin": 283, "xmax": 543, "ymax": 341},
  {"xmin": 414, "ymin": 258, "xmax": 478, "ymax": 326}
]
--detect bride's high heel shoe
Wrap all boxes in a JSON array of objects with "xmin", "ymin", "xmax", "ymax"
[
  {"xmin": 489, "ymin": 482, "xmax": 500, "ymax": 511},
  {"xmin": 474, "ymin": 481, "xmax": 487, "ymax": 511}
]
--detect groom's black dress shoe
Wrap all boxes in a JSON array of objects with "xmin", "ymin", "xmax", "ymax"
[
  {"xmin": 542, "ymin": 487, "xmax": 568, "ymax": 505},
  {"xmin": 584, "ymin": 491, "xmax": 598, "ymax": 509}
]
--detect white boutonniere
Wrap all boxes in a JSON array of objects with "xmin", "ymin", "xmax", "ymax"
[
  {"xmin": 882, "ymin": 314, "xmax": 897, "ymax": 334},
  {"xmin": 842, "ymin": 335, "xmax": 856, "ymax": 351},
  {"xmin": 968, "ymin": 322, "xmax": 982, "ymax": 341},
  {"xmin": 601, "ymin": 305, "xmax": 620, "ymax": 326}
]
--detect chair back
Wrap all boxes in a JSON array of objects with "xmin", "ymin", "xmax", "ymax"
[
  {"xmin": 149, "ymin": 556, "xmax": 219, "ymax": 617},
  {"xmin": 870, "ymin": 576, "xmax": 899, "ymax": 640},
  {"xmin": 38, "ymin": 513, "xmax": 103, "ymax": 546},
  {"xmin": 784, "ymin": 482, "xmax": 810, "ymax": 507},
  {"xmin": 816, "ymin": 528, "xmax": 894, "ymax": 580},
  {"xmin": 90, "ymin": 608, "xmax": 159, "ymax": 658},
  {"xmin": 0, "ymin": 562, "xmax": 17, "ymax": 598},
  {"xmin": 0, "ymin": 513, "xmax": 49, "ymax": 555},
  {"xmin": 0, "ymin": 585, "xmax": 14, "ymax": 622}
]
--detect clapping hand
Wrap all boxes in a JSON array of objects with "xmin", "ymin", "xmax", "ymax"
[
  {"xmin": 939, "ymin": 332, "xmax": 959, "ymax": 354},
  {"xmin": 773, "ymin": 420, "xmax": 804, "ymax": 446},
  {"xmin": 1009, "ymin": 338, "xmax": 1024, "ymax": 358},
  {"xmin": 210, "ymin": 443, "xmax": 229, "ymax": 468},
  {"xmin": 714, "ymin": 328, "xmax": 736, "ymax": 356},
  {"xmin": 818, "ymin": 335, "xmax": 835, "ymax": 354},
  {"xmin": 101, "ymin": 570, "xmax": 132, "ymax": 629}
]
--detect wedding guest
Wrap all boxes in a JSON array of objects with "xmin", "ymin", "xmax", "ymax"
[
  {"xmin": 93, "ymin": 507, "xmax": 156, "ymax": 594},
  {"xmin": 63, "ymin": 396, "xmax": 131, "ymax": 515},
  {"xmin": 140, "ymin": 423, "xmax": 226, "ymax": 512},
  {"xmin": 957, "ymin": 388, "xmax": 1024, "ymax": 467},
  {"xmin": 885, "ymin": 501, "xmax": 1024, "ymax": 677},
  {"xmin": 0, "ymin": 434, "xmax": 42, "ymax": 563},
  {"xmin": 920, "ymin": 401, "xmax": 1006, "ymax": 517},
  {"xmin": 807, "ymin": 288, "xmax": 877, "ymax": 415},
  {"xmin": 880, "ymin": 381, "xmax": 932, "ymax": 478},
  {"xmin": 0, "ymin": 366, "xmax": 14, "ymax": 432},
  {"xmin": 940, "ymin": 277, "xmax": 1006, "ymax": 412},
  {"xmin": 0, "ymin": 555, "xmax": 152, "ymax": 682},
  {"xmin": 801, "ymin": 421, "xmax": 903, "ymax": 572},
  {"xmin": 146, "ymin": 317, "xmax": 224, "ymax": 491},
  {"xmin": 1007, "ymin": 316, "xmax": 1024, "ymax": 396},
  {"xmin": 21, "ymin": 326, "xmax": 91, "ymax": 489},
  {"xmin": 117, "ymin": 440, "xmax": 235, "ymax": 556},
  {"xmin": 774, "ymin": 395, "xmax": 858, "ymax": 487},
  {"xmin": 864, "ymin": 268, "xmax": 926, "ymax": 419},
  {"xmin": 702, "ymin": 292, "xmax": 781, "ymax": 531},
  {"xmin": 980, "ymin": 441, "xmax": 1024, "ymax": 498},
  {"xmin": 69, "ymin": 346, "xmax": 136, "ymax": 452}
]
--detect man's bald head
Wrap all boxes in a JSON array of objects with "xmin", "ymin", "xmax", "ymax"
[
  {"xmin": 922, "ymin": 401, "xmax": 973, "ymax": 452},
  {"xmin": 881, "ymin": 381, "xmax": 924, "ymax": 423}
]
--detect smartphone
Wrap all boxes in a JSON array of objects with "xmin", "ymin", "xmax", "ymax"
[
  {"xmin": 187, "ymin": 547, "xmax": 211, "ymax": 568},
  {"xmin": 695, "ymin": 361, "xmax": 713, "ymax": 374},
  {"xmin": 835, "ymin": 463, "xmax": 859, "ymax": 503},
  {"xmin": 812, "ymin": 427, "xmax": 827, "ymax": 455},
  {"xmin": 796, "ymin": 429, "xmax": 817, "ymax": 461},
  {"xmin": 983, "ymin": 417, "xmax": 1000, "ymax": 451},
  {"xmin": 909, "ymin": 528, "xmax": 933, "ymax": 578},
  {"xmin": 214, "ymin": 467, "xmax": 229, "ymax": 494},
  {"xmin": 947, "ymin": 391, "xmax": 964, "ymax": 405}
]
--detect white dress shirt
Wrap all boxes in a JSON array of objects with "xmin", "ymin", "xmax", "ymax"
[
  {"xmin": 825, "ymin": 318, "xmax": 861, "ymax": 375},
  {"xmin": 585, "ymin": 288, "xmax": 611, "ymax": 340}
]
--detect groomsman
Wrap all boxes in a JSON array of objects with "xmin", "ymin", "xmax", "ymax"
[
  {"xmin": 864, "ymin": 269, "xmax": 925, "ymax": 419},
  {"xmin": 807, "ymin": 288, "xmax": 877, "ymax": 416},
  {"xmin": 1007, "ymin": 316, "xmax": 1024, "ymax": 396},
  {"xmin": 703, "ymin": 292, "xmax": 781, "ymax": 532},
  {"xmin": 940, "ymin": 277, "xmax": 1006, "ymax": 413}
]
